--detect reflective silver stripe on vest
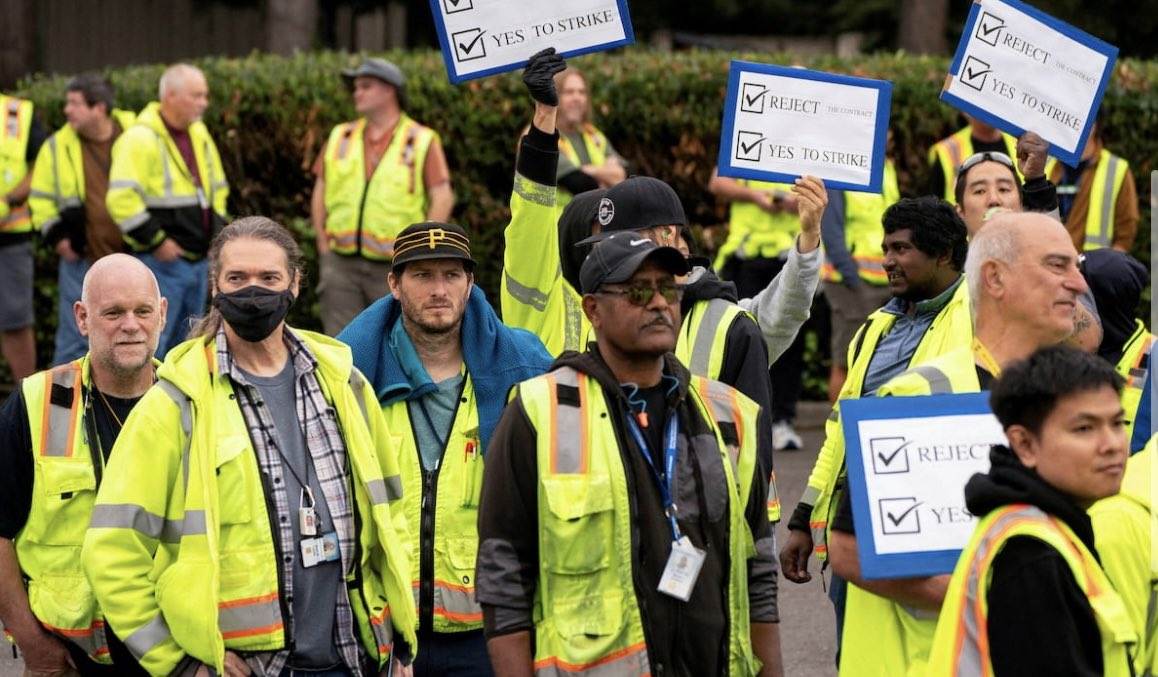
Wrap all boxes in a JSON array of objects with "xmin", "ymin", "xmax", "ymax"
[
  {"xmin": 108, "ymin": 179, "xmax": 146, "ymax": 195},
  {"xmin": 348, "ymin": 370, "xmax": 372, "ymax": 426},
  {"xmin": 689, "ymin": 299, "xmax": 732, "ymax": 377},
  {"xmin": 218, "ymin": 594, "xmax": 282, "ymax": 638},
  {"xmin": 908, "ymin": 365, "xmax": 953, "ymax": 394},
  {"xmin": 89, "ymin": 503, "xmax": 206, "ymax": 542},
  {"xmin": 366, "ymin": 476, "xmax": 403, "ymax": 504},
  {"xmin": 534, "ymin": 641, "xmax": 651, "ymax": 676},
  {"xmin": 1091, "ymin": 155, "xmax": 1121, "ymax": 248},
  {"xmin": 697, "ymin": 378, "xmax": 741, "ymax": 475},
  {"xmin": 799, "ymin": 485, "xmax": 821, "ymax": 507},
  {"xmin": 550, "ymin": 369, "xmax": 585, "ymax": 475},
  {"xmin": 505, "ymin": 271, "xmax": 551, "ymax": 312},
  {"xmin": 954, "ymin": 505, "xmax": 1049, "ymax": 674},
  {"xmin": 123, "ymin": 613, "xmax": 172, "ymax": 660},
  {"xmin": 433, "ymin": 581, "xmax": 482, "ymax": 622},
  {"xmin": 117, "ymin": 211, "xmax": 150, "ymax": 232},
  {"xmin": 144, "ymin": 195, "xmax": 201, "ymax": 209},
  {"xmin": 513, "ymin": 172, "xmax": 556, "ymax": 207},
  {"xmin": 155, "ymin": 379, "xmax": 193, "ymax": 492},
  {"xmin": 43, "ymin": 366, "xmax": 82, "ymax": 457},
  {"xmin": 369, "ymin": 607, "xmax": 394, "ymax": 653}
]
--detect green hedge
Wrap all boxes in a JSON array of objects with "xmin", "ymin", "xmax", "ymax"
[{"xmin": 12, "ymin": 50, "xmax": 1156, "ymax": 393}]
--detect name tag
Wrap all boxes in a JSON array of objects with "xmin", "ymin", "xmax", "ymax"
[
  {"xmin": 657, "ymin": 536, "xmax": 706, "ymax": 602},
  {"xmin": 299, "ymin": 506, "xmax": 318, "ymax": 537},
  {"xmin": 301, "ymin": 532, "xmax": 340, "ymax": 568}
]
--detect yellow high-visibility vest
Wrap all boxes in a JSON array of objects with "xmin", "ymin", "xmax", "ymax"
[{"xmin": 0, "ymin": 95, "xmax": 34, "ymax": 233}]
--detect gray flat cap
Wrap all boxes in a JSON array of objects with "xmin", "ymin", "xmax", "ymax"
[{"xmin": 341, "ymin": 58, "xmax": 405, "ymax": 89}]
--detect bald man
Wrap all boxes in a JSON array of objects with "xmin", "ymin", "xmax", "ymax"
[
  {"xmin": 0, "ymin": 254, "xmax": 163, "ymax": 676},
  {"xmin": 107, "ymin": 63, "xmax": 228, "ymax": 358},
  {"xmin": 827, "ymin": 211, "xmax": 1090, "ymax": 675}
]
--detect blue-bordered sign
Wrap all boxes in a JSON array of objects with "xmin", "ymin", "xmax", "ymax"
[
  {"xmin": 717, "ymin": 60, "xmax": 891, "ymax": 193},
  {"xmin": 841, "ymin": 393, "xmax": 1006, "ymax": 579},
  {"xmin": 429, "ymin": 0, "xmax": 635, "ymax": 84},
  {"xmin": 942, "ymin": 0, "xmax": 1117, "ymax": 167}
]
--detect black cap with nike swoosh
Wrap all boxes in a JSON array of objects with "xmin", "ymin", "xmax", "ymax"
[{"xmin": 579, "ymin": 232, "xmax": 689, "ymax": 294}]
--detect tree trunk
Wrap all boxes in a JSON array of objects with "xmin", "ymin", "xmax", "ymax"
[
  {"xmin": 267, "ymin": 0, "xmax": 318, "ymax": 56},
  {"xmin": 0, "ymin": 0, "xmax": 36, "ymax": 88},
  {"xmin": 898, "ymin": 0, "xmax": 949, "ymax": 55}
]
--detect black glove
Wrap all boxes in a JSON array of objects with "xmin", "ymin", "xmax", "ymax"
[{"xmin": 522, "ymin": 47, "xmax": 567, "ymax": 106}]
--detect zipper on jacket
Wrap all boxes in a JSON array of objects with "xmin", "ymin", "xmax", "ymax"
[{"xmin": 354, "ymin": 185, "xmax": 371, "ymax": 257}]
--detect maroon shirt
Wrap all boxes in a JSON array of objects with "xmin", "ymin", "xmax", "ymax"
[{"xmin": 161, "ymin": 115, "xmax": 209, "ymax": 233}]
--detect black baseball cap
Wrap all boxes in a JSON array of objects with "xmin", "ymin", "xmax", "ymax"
[
  {"xmin": 391, "ymin": 222, "xmax": 476, "ymax": 270},
  {"xmin": 342, "ymin": 58, "xmax": 406, "ymax": 90},
  {"xmin": 580, "ymin": 232, "xmax": 689, "ymax": 294},
  {"xmin": 577, "ymin": 176, "xmax": 687, "ymax": 246}
]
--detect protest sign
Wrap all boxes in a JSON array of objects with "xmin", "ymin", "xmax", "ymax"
[
  {"xmin": 717, "ymin": 60, "xmax": 891, "ymax": 192},
  {"xmin": 842, "ymin": 393, "xmax": 1008, "ymax": 579},
  {"xmin": 429, "ymin": 0, "xmax": 634, "ymax": 83},
  {"xmin": 942, "ymin": 0, "xmax": 1117, "ymax": 166}
]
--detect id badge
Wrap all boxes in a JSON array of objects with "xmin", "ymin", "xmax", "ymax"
[
  {"xmin": 320, "ymin": 532, "xmax": 340, "ymax": 562},
  {"xmin": 657, "ymin": 536, "xmax": 706, "ymax": 602},
  {"xmin": 299, "ymin": 506, "xmax": 318, "ymax": 536},
  {"xmin": 301, "ymin": 537, "xmax": 323, "ymax": 568}
]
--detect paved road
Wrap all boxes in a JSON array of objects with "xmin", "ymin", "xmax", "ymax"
[{"xmin": 0, "ymin": 402, "xmax": 839, "ymax": 677}]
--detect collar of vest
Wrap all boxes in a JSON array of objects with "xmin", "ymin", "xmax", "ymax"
[
  {"xmin": 135, "ymin": 102, "xmax": 209, "ymax": 145},
  {"xmin": 553, "ymin": 346, "xmax": 692, "ymax": 409}
]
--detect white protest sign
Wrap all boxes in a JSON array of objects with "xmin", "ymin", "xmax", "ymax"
[
  {"xmin": 717, "ymin": 61, "xmax": 891, "ymax": 193},
  {"xmin": 842, "ymin": 393, "xmax": 1008, "ymax": 579},
  {"xmin": 942, "ymin": 0, "xmax": 1117, "ymax": 166},
  {"xmin": 429, "ymin": 0, "xmax": 634, "ymax": 83}
]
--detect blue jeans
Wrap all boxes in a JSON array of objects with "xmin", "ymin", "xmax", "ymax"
[
  {"xmin": 412, "ymin": 629, "xmax": 493, "ymax": 677},
  {"xmin": 52, "ymin": 257, "xmax": 91, "ymax": 365},
  {"xmin": 829, "ymin": 571, "xmax": 848, "ymax": 667},
  {"xmin": 139, "ymin": 253, "xmax": 208, "ymax": 358}
]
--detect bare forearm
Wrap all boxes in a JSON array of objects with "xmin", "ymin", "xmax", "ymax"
[
  {"xmin": 310, "ymin": 176, "xmax": 328, "ymax": 252},
  {"xmin": 5, "ymin": 176, "xmax": 32, "ymax": 205},
  {"xmin": 486, "ymin": 631, "xmax": 535, "ymax": 677},
  {"xmin": 426, "ymin": 183, "xmax": 455, "ymax": 222},
  {"xmin": 532, "ymin": 102, "xmax": 557, "ymax": 135},
  {"xmin": 0, "ymin": 538, "xmax": 41, "ymax": 638},
  {"xmin": 752, "ymin": 622, "xmax": 783, "ymax": 677}
]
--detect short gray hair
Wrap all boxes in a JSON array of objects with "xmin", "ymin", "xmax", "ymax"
[{"xmin": 159, "ymin": 63, "xmax": 204, "ymax": 100}]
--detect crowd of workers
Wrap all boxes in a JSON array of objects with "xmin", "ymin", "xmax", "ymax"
[{"xmin": 0, "ymin": 41, "xmax": 1150, "ymax": 677}]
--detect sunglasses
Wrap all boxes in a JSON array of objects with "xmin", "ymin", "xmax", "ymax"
[
  {"xmin": 596, "ymin": 282, "xmax": 684, "ymax": 307},
  {"xmin": 957, "ymin": 151, "xmax": 1015, "ymax": 174}
]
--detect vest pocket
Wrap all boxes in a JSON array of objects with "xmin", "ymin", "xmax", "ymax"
[
  {"xmin": 27, "ymin": 573, "xmax": 97, "ymax": 633},
  {"xmin": 540, "ymin": 475, "xmax": 613, "ymax": 575},
  {"xmin": 215, "ymin": 435, "xmax": 253, "ymax": 525},
  {"xmin": 29, "ymin": 459, "xmax": 96, "ymax": 544},
  {"xmin": 548, "ymin": 590, "xmax": 626, "ymax": 642}
]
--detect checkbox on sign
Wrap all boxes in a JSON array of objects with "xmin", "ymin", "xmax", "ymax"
[
  {"xmin": 879, "ymin": 498, "xmax": 923, "ymax": 535},
  {"xmin": 740, "ymin": 83, "xmax": 767, "ymax": 114},
  {"xmin": 960, "ymin": 55, "xmax": 991, "ymax": 92},
  {"xmin": 975, "ymin": 11, "xmax": 1005, "ymax": 47},
  {"xmin": 452, "ymin": 28, "xmax": 487, "ymax": 62},
  {"xmin": 443, "ymin": 0, "xmax": 474, "ymax": 14},
  {"xmin": 870, "ymin": 436, "xmax": 911, "ymax": 475},
  {"xmin": 735, "ymin": 131, "xmax": 764, "ymax": 162}
]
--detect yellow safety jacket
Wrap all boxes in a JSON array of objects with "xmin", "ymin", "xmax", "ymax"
[
  {"xmin": 0, "ymin": 95, "xmax": 34, "ymax": 233},
  {"xmin": 81, "ymin": 331, "xmax": 417, "ymax": 676},
  {"xmin": 838, "ymin": 346, "xmax": 983, "ymax": 677},
  {"xmin": 15, "ymin": 357, "xmax": 111, "ymax": 663},
  {"xmin": 557, "ymin": 124, "xmax": 610, "ymax": 208},
  {"xmin": 713, "ymin": 180, "xmax": 798, "ymax": 269},
  {"xmin": 384, "ymin": 375, "xmax": 485, "ymax": 633},
  {"xmin": 928, "ymin": 504, "xmax": 1138, "ymax": 677},
  {"xmin": 29, "ymin": 110, "xmax": 137, "ymax": 237},
  {"xmin": 820, "ymin": 161, "xmax": 899, "ymax": 286},
  {"xmin": 1046, "ymin": 149, "xmax": 1131, "ymax": 250},
  {"xmin": 322, "ymin": 114, "xmax": 435, "ymax": 261},
  {"xmin": 1090, "ymin": 440, "xmax": 1156, "ymax": 676},
  {"xmin": 802, "ymin": 280, "xmax": 971, "ymax": 560},
  {"xmin": 927, "ymin": 127, "xmax": 1020, "ymax": 204},
  {"xmin": 1116, "ymin": 321, "xmax": 1154, "ymax": 448},
  {"xmin": 106, "ymin": 102, "xmax": 228, "ymax": 256},
  {"xmin": 518, "ymin": 366, "xmax": 763, "ymax": 676}
]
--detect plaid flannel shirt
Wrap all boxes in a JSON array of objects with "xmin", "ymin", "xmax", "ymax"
[{"xmin": 216, "ymin": 328, "xmax": 365, "ymax": 677}]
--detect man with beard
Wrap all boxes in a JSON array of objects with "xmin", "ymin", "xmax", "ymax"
[
  {"xmin": 479, "ymin": 233, "xmax": 782, "ymax": 675},
  {"xmin": 81, "ymin": 217, "xmax": 416, "ymax": 677},
  {"xmin": 0, "ymin": 254, "xmax": 163, "ymax": 675},
  {"xmin": 337, "ymin": 222, "xmax": 551, "ymax": 675},
  {"xmin": 780, "ymin": 196, "xmax": 971, "ymax": 663}
]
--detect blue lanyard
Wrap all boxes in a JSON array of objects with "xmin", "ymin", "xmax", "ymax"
[{"xmin": 625, "ymin": 412, "xmax": 681, "ymax": 541}]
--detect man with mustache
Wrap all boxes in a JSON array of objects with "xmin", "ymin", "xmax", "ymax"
[
  {"xmin": 0, "ymin": 254, "xmax": 163, "ymax": 676},
  {"xmin": 478, "ymin": 233, "xmax": 783, "ymax": 675},
  {"xmin": 827, "ymin": 211, "xmax": 1090, "ymax": 676}
]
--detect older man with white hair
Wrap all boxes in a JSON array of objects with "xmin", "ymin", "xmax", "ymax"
[
  {"xmin": 107, "ymin": 63, "xmax": 229, "ymax": 357},
  {"xmin": 0, "ymin": 253, "xmax": 164, "ymax": 676},
  {"xmin": 826, "ymin": 210, "xmax": 1090, "ymax": 676}
]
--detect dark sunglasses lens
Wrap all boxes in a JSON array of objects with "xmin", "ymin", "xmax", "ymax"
[{"xmin": 626, "ymin": 286, "xmax": 655, "ymax": 306}]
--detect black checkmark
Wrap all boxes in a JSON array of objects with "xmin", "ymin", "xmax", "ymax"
[
  {"xmin": 739, "ymin": 135, "xmax": 763, "ymax": 155},
  {"xmin": 886, "ymin": 501, "xmax": 922, "ymax": 527},
  {"xmin": 457, "ymin": 30, "xmax": 485, "ymax": 56},
  {"xmin": 743, "ymin": 87, "xmax": 765, "ymax": 108},
  {"xmin": 979, "ymin": 19, "xmax": 1002, "ymax": 36},
  {"xmin": 876, "ymin": 439, "xmax": 913, "ymax": 467},
  {"xmin": 965, "ymin": 65, "xmax": 988, "ymax": 80},
  {"xmin": 447, "ymin": 0, "xmax": 461, "ymax": 5}
]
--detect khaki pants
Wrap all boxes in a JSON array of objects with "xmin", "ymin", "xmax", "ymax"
[
  {"xmin": 318, "ymin": 251, "xmax": 392, "ymax": 335},
  {"xmin": 823, "ymin": 280, "xmax": 891, "ymax": 369}
]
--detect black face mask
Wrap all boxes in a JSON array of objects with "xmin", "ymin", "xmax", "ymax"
[{"xmin": 213, "ymin": 285, "xmax": 295, "ymax": 343}]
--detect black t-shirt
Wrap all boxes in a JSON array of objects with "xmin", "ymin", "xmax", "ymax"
[{"xmin": 0, "ymin": 387, "xmax": 139, "ymax": 539}]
